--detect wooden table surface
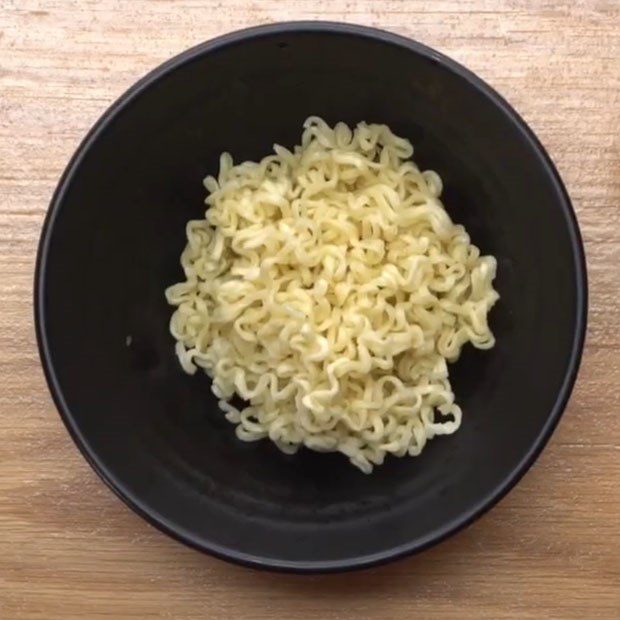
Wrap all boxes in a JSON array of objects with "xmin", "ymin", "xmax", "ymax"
[{"xmin": 1, "ymin": 1, "xmax": 619, "ymax": 618}]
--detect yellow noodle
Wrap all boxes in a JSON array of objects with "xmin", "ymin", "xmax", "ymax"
[{"xmin": 166, "ymin": 117, "xmax": 499, "ymax": 473}]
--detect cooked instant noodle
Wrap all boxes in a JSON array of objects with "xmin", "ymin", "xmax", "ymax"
[{"xmin": 166, "ymin": 117, "xmax": 499, "ymax": 473}]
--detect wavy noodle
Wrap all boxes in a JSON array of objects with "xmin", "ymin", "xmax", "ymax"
[{"xmin": 166, "ymin": 117, "xmax": 499, "ymax": 473}]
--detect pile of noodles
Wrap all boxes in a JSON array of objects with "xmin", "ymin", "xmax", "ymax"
[{"xmin": 166, "ymin": 117, "xmax": 499, "ymax": 473}]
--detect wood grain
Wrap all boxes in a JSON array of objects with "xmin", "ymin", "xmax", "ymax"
[{"xmin": 1, "ymin": 1, "xmax": 619, "ymax": 618}]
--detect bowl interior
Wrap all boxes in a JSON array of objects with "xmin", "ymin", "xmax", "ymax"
[{"xmin": 38, "ymin": 25, "xmax": 584, "ymax": 570}]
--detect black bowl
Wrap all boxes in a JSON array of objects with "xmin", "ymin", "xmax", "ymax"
[{"xmin": 35, "ymin": 22, "xmax": 587, "ymax": 573}]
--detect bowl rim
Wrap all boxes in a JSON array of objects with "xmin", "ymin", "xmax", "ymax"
[{"xmin": 34, "ymin": 20, "xmax": 588, "ymax": 574}]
